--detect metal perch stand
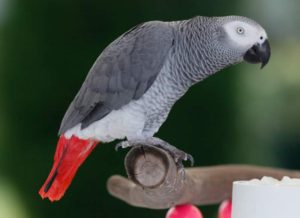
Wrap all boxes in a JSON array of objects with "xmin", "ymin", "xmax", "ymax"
[{"xmin": 107, "ymin": 139, "xmax": 300, "ymax": 209}]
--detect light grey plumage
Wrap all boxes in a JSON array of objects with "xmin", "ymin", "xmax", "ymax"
[
  {"xmin": 59, "ymin": 21, "xmax": 173, "ymax": 133},
  {"xmin": 60, "ymin": 16, "xmax": 271, "ymax": 140}
]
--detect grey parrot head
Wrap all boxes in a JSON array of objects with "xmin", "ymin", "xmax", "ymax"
[{"xmin": 214, "ymin": 16, "xmax": 271, "ymax": 68}]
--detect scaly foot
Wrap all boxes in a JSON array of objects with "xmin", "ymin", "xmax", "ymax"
[{"xmin": 115, "ymin": 137, "xmax": 194, "ymax": 170}]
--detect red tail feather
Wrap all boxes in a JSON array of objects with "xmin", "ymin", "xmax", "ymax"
[{"xmin": 39, "ymin": 135, "xmax": 98, "ymax": 201}]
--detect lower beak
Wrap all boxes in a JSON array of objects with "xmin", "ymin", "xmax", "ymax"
[{"xmin": 243, "ymin": 40, "xmax": 271, "ymax": 68}]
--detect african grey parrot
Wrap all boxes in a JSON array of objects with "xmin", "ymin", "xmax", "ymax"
[{"xmin": 39, "ymin": 15, "xmax": 271, "ymax": 201}]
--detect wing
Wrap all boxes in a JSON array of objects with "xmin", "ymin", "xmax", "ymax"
[{"xmin": 59, "ymin": 21, "xmax": 174, "ymax": 134}]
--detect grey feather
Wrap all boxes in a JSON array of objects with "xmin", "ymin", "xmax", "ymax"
[
  {"xmin": 59, "ymin": 16, "xmax": 269, "ymax": 136},
  {"xmin": 59, "ymin": 21, "xmax": 174, "ymax": 134}
]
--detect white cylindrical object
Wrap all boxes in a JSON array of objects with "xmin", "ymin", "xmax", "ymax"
[{"xmin": 232, "ymin": 177, "xmax": 300, "ymax": 218}]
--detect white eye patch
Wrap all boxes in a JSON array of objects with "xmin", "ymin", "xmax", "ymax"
[{"xmin": 223, "ymin": 21, "xmax": 267, "ymax": 49}]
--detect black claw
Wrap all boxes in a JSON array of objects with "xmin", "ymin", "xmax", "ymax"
[
  {"xmin": 175, "ymin": 153, "xmax": 194, "ymax": 169},
  {"xmin": 115, "ymin": 143, "xmax": 122, "ymax": 151},
  {"xmin": 186, "ymin": 154, "xmax": 194, "ymax": 166}
]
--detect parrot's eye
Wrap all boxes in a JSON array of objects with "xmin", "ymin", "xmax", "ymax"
[{"xmin": 236, "ymin": 27, "xmax": 245, "ymax": 35}]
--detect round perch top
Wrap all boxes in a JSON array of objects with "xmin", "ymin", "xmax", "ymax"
[{"xmin": 125, "ymin": 146, "xmax": 170, "ymax": 188}]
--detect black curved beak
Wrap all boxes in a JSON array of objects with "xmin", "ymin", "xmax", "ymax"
[{"xmin": 243, "ymin": 40, "xmax": 271, "ymax": 69}]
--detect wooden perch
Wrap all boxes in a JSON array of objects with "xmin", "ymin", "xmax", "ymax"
[{"xmin": 107, "ymin": 142, "xmax": 300, "ymax": 209}]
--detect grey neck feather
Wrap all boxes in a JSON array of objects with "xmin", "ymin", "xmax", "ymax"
[{"xmin": 170, "ymin": 16, "xmax": 242, "ymax": 88}]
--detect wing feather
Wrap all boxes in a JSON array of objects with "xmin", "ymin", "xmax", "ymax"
[{"xmin": 59, "ymin": 21, "xmax": 174, "ymax": 134}]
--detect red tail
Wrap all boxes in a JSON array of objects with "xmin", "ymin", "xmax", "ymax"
[{"xmin": 39, "ymin": 135, "xmax": 98, "ymax": 201}]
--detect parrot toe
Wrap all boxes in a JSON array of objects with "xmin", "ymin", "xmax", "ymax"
[
  {"xmin": 115, "ymin": 141, "xmax": 132, "ymax": 151},
  {"xmin": 116, "ymin": 137, "xmax": 194, "ymax": 168}
]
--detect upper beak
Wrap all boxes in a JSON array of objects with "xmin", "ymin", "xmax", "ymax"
[{"xmin": 243, "ymin": 40, "xmax": 271, "ymax": 68}]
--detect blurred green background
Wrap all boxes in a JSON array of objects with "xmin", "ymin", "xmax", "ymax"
[{"xmin": 0, "ymin": 0, "xmax": 299, "ymax": 217}]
